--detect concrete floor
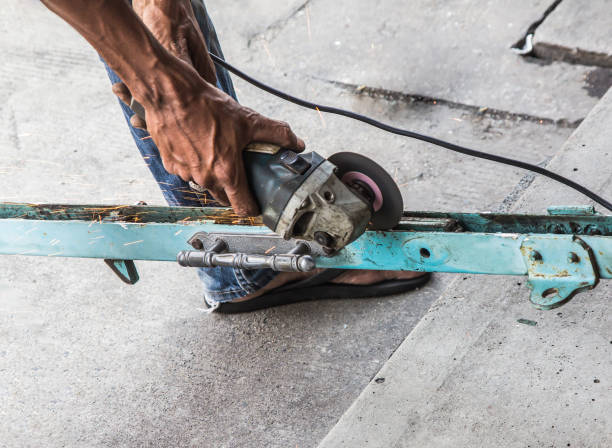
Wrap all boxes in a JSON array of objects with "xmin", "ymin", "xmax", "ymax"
[
  {"xmin": 0, "ymin": 1, "xmax": 606, "ymax": 447},
  {"xmin": 320, "ymin": 87, "xmax": 612, "ymax": 448}
]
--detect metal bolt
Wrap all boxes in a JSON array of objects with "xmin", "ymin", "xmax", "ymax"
[
  {"xmin": 568, "ymin": 252, "xmax": 580, "ymax": 264},
  {"xmin": 314, "ymin": 231, "xmax": 335, "ymax": 248},
  {"xmin": 323, "ymin": 191, "xmax": 336, "ymax": 203},
  {"xmin": 191, "ymin": 239, "xmax": 204, "ymax": 250},
  {"xmin": 530, "ymin": 250, "xmax": 543, "ymax": 262}
]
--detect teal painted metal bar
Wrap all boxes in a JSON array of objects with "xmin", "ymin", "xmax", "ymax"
[{"xmin": 0, "ymin": 203, "xmax": 610, "ymax": 309}]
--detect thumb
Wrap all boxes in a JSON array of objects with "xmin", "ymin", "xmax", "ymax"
[{"xmin": 251, "ymin": 117, "xmax": 306, "ymax": 152}]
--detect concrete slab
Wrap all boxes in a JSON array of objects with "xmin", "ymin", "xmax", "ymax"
[
  {"xmin": 318, "ymin": 88, "xmax": 612, "ymax": 448},
  {"xmin": 0, "ymin": 1, "xmax": 594, "ymax": 447},
  {"xmin": 227, "ymin": 0, "xmax": 601, "ymax": 123},
  {"xmin": 535, "ymin": 0, "xmax": 612, "ymax": 68}
]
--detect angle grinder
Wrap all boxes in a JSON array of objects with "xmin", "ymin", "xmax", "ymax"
[
  {"xmin": 130, "ymin": 100, "xmax": 403, "ymax": 252},
  {"xmin": 243, "ymin": 144, "xmax": 403, "ymax": 252}
]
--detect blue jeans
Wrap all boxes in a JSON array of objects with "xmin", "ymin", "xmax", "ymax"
[{"xmin": 103, "ymin": 0, "xmax": 278, "ymax": 305}]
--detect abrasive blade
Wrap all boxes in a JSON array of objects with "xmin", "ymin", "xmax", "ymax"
[{"xmin": 328, "ymin": 152, "xmax": 403, "ymax": 230}]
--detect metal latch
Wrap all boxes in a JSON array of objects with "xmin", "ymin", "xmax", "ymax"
[
  {"xmin": 177, "ymin": 233, "xmax": 316, "ymax": 272},
  {"xmin": 520, "ymin": 235, "xmax": 599, "ymax": 310}
]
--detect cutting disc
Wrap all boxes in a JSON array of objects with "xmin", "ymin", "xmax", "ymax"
[{"xmin": 328, "ymin": 152, "xmax": 403, "ymax": 230}]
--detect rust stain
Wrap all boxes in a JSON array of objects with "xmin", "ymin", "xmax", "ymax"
[{"xmin": 3, "ymin": 204, "xmax": 264, "ymax": 226}]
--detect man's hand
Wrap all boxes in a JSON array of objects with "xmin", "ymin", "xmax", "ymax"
[
  {"xmin": 41, "ymin": 0, "xmax": 305, "ymax": 216},
  {"xmin": 120, "ymin": 58, "xmax": 305, "ymax": 215}
]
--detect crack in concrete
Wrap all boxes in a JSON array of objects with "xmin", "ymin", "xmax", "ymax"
[
  {"xmin": 493, "ymin": 157, "xmax": 552, "ymax": 213},
  {"xmin": 246, "ymin": 0, "xmax": 313, "ymax": 49},
  {"xmin": 512, "ymin": 0, "xmax": 612, "ymax": 71},
  {"xmin": 511, "ymin": 0, "xmax": 563, "ymax": 53},
  {"xmin": 533, "ymin": 44, "xmax": 612, "ymax": 70},
  {"xmin": 322, "ymin": 78, "xmax": 582, "ymax": 129}
]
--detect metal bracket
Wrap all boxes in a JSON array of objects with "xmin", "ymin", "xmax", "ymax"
[
  {"xmin": 520, "ymin": 236, "xmax": 599, "ymax": 310},
  {"xmin": 104, "ymin": 259, "xmax": 140, "ymax": 285},
  {"xmin": 186, "ymin": 231, "xmax": 327, "ymax": 257},
  {"xmin": 178, "ymin": 235, "xmax": 316, "ymax": 272}
]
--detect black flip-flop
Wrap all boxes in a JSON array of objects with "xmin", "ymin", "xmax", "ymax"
[{"xmin": 210, "ymin": 270, "xmax": 432, "ymax": 314}]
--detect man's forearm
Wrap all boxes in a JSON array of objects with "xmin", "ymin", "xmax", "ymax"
[
  {"xmin": 41, "ymin": 0, "xmax": 305, "ymax": 216},
  {"xmin": 41, "ymin": 0, "xmax": 188, "ymax": 106}
]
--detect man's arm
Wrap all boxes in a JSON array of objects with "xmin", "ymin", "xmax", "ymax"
[{"xmin": 40, "ymin": 0, "xmax": 304, "ymax": 216}]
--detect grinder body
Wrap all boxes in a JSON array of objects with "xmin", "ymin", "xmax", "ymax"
[{"xmin": 244, "ymin": 149, "xmax": 373, "ymax": 252}]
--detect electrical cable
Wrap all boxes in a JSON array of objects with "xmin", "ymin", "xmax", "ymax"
[{"xmin": 210, "ymin": 53, "xmax": 612, "ymax": 213}]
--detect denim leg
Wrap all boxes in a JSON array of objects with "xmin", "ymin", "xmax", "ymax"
[{"xmin": 102, "ymin": 0, "xmax": 278, "ymax": 304}]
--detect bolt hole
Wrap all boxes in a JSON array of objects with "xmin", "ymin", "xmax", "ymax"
[
  {"xmin": 420, "ymin": 248, "xmax": 431, "ymax": 258},
  {"xmin": 542, "ymin": 288, "xmax": 559, "ymax": 299},
  {"xmin": 323, "ymin": 191, "xmax": 335, "ymax": 203}
]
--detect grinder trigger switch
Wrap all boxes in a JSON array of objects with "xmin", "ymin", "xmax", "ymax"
[{"xmin": 279, "ymin": 150, "xmax": 311, "ymax": 175}]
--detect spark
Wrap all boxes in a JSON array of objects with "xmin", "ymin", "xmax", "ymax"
[
  {"xmin": 264, "ymin": 246, "xmax": 276, "ymax": 254},
  {"xmin": 451, "ymin": 117, "xmax": 463, "ymax": 122},
  {"xmin": 315, "ymin": 107, "xmax": 327, "ymax": 128},
  {"xmin": 49, "ymin": 239, "xmax": 61, "ymax": 246},
  {"xmin": 48, "ymin": 251, "xmax": 63, "ymax": 257},
  {"xmin": 261, "ymin": 39, "xmax": 275, "ymax": 67},
  {"xmin": 174, "ymin": 230, "xmax": 183, "ymax": 236},
  {"xmin": 90, "ymin": 236, "xmax": 105, "ymax": 240},
  {"xmin": 140, "ymin": 136, "xmax": 153, "ymax": 141},
  {"xmin": 123, "ymin": 240, "xmax": 144, "ymax": 246}
]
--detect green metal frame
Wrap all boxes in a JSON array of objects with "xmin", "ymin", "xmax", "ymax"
[{"xmin": 0, "ymin": 203, "xmax": 610, "ymax": 309}]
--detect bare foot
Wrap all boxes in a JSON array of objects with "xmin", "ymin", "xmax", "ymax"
[{"xmin": 234, "ymin": 269, "xmax": 427, "ymax": 302}]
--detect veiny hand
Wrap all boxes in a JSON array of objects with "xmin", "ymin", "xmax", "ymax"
[{"xmin": 111, "ymin": 0, "xmax": 305, "ymax": 216}]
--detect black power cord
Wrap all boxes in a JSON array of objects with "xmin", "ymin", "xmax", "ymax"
[{"xmin": 210, "ymin": 53, "xmax": 612, "ymax": 213}]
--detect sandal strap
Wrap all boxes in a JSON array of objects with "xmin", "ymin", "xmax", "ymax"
[{"xmin": 273, "ymin": 269, "xmax": 348, "ymax": 293}]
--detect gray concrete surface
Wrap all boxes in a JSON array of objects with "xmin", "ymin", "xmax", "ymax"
[
  {"xmin": 220, "ymin": 0, "xmax": 601, "ymax": 123},
  {"xmin": 535, "ymin": 0, "xmax": 612, "ymax": 68},
  {"xmin": 318, "ymin": 87, "xmax": 612, "ymax": 448},
  {"xmin": 0, "ymin": 1, "xmax": 607, "ymax": 447}
]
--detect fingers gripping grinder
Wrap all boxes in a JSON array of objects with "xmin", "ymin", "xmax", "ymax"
[{"xmin": 244, "ymin": 144, "xmax": 403, "ymax": 253}]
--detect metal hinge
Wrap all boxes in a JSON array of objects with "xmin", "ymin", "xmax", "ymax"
[{"xmin": 520, "ymin": 235, "xmax": 599, "ymax": 310}]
